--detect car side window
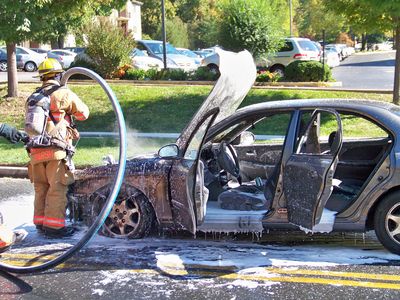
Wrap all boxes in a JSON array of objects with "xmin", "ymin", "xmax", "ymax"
[
  {"xmin": 242, "ymin": 112, "xmax": 292, "ymax": 146},
  {"xmin": 279, "ymin": 42, "xmax": 294, "ymax": 52},
  {"xmin": 296, "ymin": 110, "xmax": 341, "ymax": 155},
  {"xmin": 338, "ymin": 113, "xmax": 389, "ymax": 139},
  {"xmin": 16, "ymin": 48, "xmax": 27, "ymax": 55}
]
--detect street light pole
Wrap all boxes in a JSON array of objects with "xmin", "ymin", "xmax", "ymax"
[
  {"xmin": 161, "ymin": 0, "xmax": 167, "ymax": 70},
  {"xmin": 289, "ymin": 0, "xmax": 293, "ymax": 37}
]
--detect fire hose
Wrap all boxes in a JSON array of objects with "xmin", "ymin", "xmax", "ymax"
[{"xmin": 0, "ymin": 67, "xmax": 127, "ymax": 273}]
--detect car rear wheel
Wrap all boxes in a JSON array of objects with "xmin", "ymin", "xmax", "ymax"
[
  {"xmin": 89, "ymin": 185, "xmax": 155, "ymax": 239},
  {"xmin": 0, "ymin": 60, "xmax": 7, "ymax": 72},
  {"xmin": 24, "ymin": 61, "xmax": 37, "ymax": 72},
  {"xmin": 374, "ymin": 192, "xmax": 400, "ymax": 255},
  {"xmin": 269, "ymin": 65, "xmax": 285, "ymax": 78}
]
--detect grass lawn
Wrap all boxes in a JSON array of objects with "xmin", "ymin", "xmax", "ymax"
[{"xmin": 0, "ymin": 83, "xmax": 393, "ymax": 167}]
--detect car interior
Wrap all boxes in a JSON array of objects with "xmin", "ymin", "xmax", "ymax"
[{"xmin": 196, "ymin": 109, "xmax": 393, "ymax": 229}]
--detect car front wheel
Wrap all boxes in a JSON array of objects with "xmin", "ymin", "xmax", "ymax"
[
  {"xmin": 374, "ymin": 192, "xmax": 400, "ymax": 255},
  {"xmin": 0, "ymin": 60, "xmax": 7, "ymax": 72},
  {"xmin": 89, "ymin": 184, "xmax": 155, "ymax": 239},
  {"xmin": 24, "ymin": 61, "xmax": 37, "ymax": 72}
]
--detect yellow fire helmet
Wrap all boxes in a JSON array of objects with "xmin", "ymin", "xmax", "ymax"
[{"xmin": 36, "ymin": 58, "xmax": 64, "ymax": 78}]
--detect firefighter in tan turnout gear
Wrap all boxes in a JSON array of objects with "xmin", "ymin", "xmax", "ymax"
[{"xmin": 26, "ymin": 58, "xmax": 89, "ymax": 238}]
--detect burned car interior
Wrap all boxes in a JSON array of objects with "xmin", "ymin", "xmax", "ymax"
[{"xmin": 197, "ymin": 108, "xmax": 393, "ymax": 229}]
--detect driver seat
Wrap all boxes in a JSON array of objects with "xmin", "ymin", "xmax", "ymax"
[{"xmin": 217, "ymin": 165, "xmax": 278, "ymax": 211}]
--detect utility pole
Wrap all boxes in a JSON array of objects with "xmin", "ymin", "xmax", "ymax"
[
  {"xmin": 289, "ymin": 0, "xmax": 293, "ymax": 37},
  {"xmin": 161, "ymin": 0, "xmax": 167, "ymax": 70}
]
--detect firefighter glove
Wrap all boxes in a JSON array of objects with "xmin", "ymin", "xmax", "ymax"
[{"xmin": 0, "ymin": 123, "xmax": 27, "ymax": 144}]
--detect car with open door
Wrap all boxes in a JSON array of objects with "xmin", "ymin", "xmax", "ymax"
[{"xmin": 69, "ymin": 49, "xmax": 400, "ymax": 255}]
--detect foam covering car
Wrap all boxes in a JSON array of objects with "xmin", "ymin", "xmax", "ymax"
[{"xmin": 69, "ymin": 49, "xmax": 400, "ymax": 255}]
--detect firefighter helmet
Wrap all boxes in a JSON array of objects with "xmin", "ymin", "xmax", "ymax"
[{"xmin": 37, "ymin": 58, "xmax": 63, "ymax": 78}]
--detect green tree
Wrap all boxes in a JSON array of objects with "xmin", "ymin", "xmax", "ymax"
[
  {"xmin": 216, "ymin": 0, "xmax": 285, "ymax": 58},
  {"xmin": 141, "ymin": 0, "xmax": 176, "ymax": 39},
  {"xmin": 155, "ymin": 17, "xmax": 190, "ymax": 48},
  {"xmin": 295, "ymin": 0, "xmax": 347, "ymax": 41},
  {"xmin": 325, "ymin": 0, "xmax": 400, "ymax": 104},
  {"xmin": 0, "ymin": 0, "xmax": 125, "ymax": 97}
]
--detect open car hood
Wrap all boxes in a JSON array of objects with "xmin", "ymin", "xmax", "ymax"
[{"xmin": 176, "ymin": 49, "xmax": 256, "ymax": 149}]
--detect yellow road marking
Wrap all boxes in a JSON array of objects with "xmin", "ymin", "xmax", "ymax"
[{"xmin": 2, "ymin": 255, "xmax": 400, "ymax": 290}]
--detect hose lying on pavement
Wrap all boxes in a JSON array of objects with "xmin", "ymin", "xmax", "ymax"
[{"xmin": 0, "ymin": 67, "xmax": 127, "ymax": 273}]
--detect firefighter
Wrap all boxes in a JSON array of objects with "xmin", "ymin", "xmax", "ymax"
[
  {"xmin": 27, "ymin": 58, "xmax": 89, "ymax": 238},
  {"xmin": 0, "ymin": 123, "xmax": 27, "ymax": 143}
]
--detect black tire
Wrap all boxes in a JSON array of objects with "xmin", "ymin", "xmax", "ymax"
[
  {"xmin": 0, "ymin": 60, "xmax": 7, "ymax": 72},
  {"xmin": 24, "ymin": 61, "xmax": 36, "ymax": 72},
  {"xmin": 374, "ymin": 192, "xmax": 400, "ymax": 255},
  {"xmin": 269, "ymin": 65, "xmax": 285, "ymax": 78},
  {"xmin": 89, "ymin": 184, "xmax": 155, "ymax": 239},
  {"xmin": 208, "ymin": 64, "xmax": 220, "ymax": 76}
]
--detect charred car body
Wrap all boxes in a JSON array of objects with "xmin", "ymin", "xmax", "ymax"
[{"xmin": 69, "ymin": 49, "xmax": 400, "ymax": 255}]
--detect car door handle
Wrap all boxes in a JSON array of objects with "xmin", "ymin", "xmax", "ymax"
[{"xmin": 246, "ymin": 151, "xmax": 256, "ymax": 156}]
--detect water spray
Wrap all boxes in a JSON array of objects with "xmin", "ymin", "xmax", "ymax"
[{"xmin": 0, "ymin": 67, "xmax": 127, "ymax": 273}]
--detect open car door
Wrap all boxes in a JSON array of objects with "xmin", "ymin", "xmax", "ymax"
[
  {"xmin": 169, "ymin": 49, "xmax": 257, "ymax": 234},
  {"xmin": 283, "ymin": 109, "xmax": 342, "ymax": 230}
]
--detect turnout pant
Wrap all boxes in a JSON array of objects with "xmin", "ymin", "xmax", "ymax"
[{"xmin": 29, "ymin": 159, "xmax": 73, "ymax": 230}]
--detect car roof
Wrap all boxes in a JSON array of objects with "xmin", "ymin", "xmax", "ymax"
[
  {"xmin": 236, "ymin": 98, "xmax": 398, "ymax": 113},
  {"xmin": 209, "ymin": 98, "xmax": 400, "ymax": 139}
]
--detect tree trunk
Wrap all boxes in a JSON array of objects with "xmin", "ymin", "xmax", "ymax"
[
  {"xmin": 57, "ymin": 36, "xmax": 64, "ymax": 49},
  {"xmin": 6, "ymin": 43, "xmax": 18, "ymax": 98},
  {"xmin": 361, "ymin": 33, "xmax": 367, "ymax": 51},
  {"xmin": 393, "ymin": 22, "xmax": 400, "ymax": 105}
]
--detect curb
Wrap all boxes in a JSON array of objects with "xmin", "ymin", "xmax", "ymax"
[{"xmin": 0, "ymin": 166, "xmax": 28, "ymax": 178}]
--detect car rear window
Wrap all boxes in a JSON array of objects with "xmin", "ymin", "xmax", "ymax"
[{"xmin": 298, "ymin": 40, "xmax": 318, "ymax": 51}]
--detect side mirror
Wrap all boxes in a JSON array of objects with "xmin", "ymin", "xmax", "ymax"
[{"xmin": 158, "ymin": 144, "xmax": 179, "ymax": 158}]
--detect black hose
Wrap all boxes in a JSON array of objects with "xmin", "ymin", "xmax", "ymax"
[{"xmin": 0, "ymin": 68, "xmax": 127, "ymax": 273}]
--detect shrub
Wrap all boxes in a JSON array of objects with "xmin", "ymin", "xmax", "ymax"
[
  {"xmin": 84, "ymin": 19, "xmax": 135, "ymax": 79},
  {"xmin": 256, "ymin": 70, "xmax": 281, "ymax": 82},
  {"xmin": 190, "ymin": 66, "xmax": 218, "ymax": 81},
  {"xmin": 285, "ymin": 60, "xmax": 332, "ymax": 82},
  {"xmin": 123, "ymin": 68, "xmax": 147, "ymax": 80},
  {"xmin": 159, "ymin": 69, "xmax": 189, "ymax": 81}
]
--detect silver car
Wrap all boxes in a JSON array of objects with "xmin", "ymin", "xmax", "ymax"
[{"xmin": 1, "ymin": 46, "xmax": 46, "ymax": 72}]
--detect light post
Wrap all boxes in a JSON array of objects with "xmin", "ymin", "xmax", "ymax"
[
  {"xmin": 289, "ymin": 0, "xmax": 293, "ymax": 37},
  {"xmin": 161, "ymin": 0, "xmax": 167, "ymax": 70}
]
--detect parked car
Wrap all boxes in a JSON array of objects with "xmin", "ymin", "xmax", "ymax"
[
  {"xmin": 136, "ymin": 40, "xmax": 198, "ymax": 72},
  {"xmin": 63, "ymin": 47, "xmax": 86, "ymax": 54},
  {"xmin": 130, "ymin": 48, "xmax": 163, "ymax": 70},
  {"xmin": 0, "ymin": 46, "xmax": 45, "ymax": 72},
  {"xmin": 30, "ymin": 48, "xmax": 49, "ymax": 54},
  {"xmin": 256, "ymin": 37, "xmax": 320, "ymax": 77},
  {"xmin": 48, "ymin": 49, "xmax": 76, "ymax": 68},
  {"xmin": 193, "ymin": 50, "xmax": 213, "ymax": 58},
  {"xmin": 176, "ymin": 48, "xmax": 202, "ymax": 66},
  {"xmin": 69, "ymin": 49, "xmax": 400, "ymax": 255},
  {"xmin": 0, "ymin": 49, "xmax": 24, "ymax": 71}
]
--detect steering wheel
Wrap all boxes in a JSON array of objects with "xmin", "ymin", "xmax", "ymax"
[{"xmin": 217, "ymin": 141, "xmax": 241, "ymax": 180}]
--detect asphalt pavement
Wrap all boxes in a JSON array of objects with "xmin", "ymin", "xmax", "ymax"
[
  {"xmin": 1, "ymin": 178, "xmax": 400, "ymax": 299},
  {"xmin": 0, "ymin": 70, "xmax": 39, "ymax": 83},
  {"xmin": 332, "ymin": 50, "xmax": 395, "ymax": 90}
]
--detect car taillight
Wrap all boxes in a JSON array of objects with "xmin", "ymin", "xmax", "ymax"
[{"xmin": 293, "ymin": 53, "xmax": 308, "ymax": 59}]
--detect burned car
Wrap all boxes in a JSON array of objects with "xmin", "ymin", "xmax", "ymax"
[{"xmin": 69, "ymin": 49, "xmax": 400, "ymax": 255}]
